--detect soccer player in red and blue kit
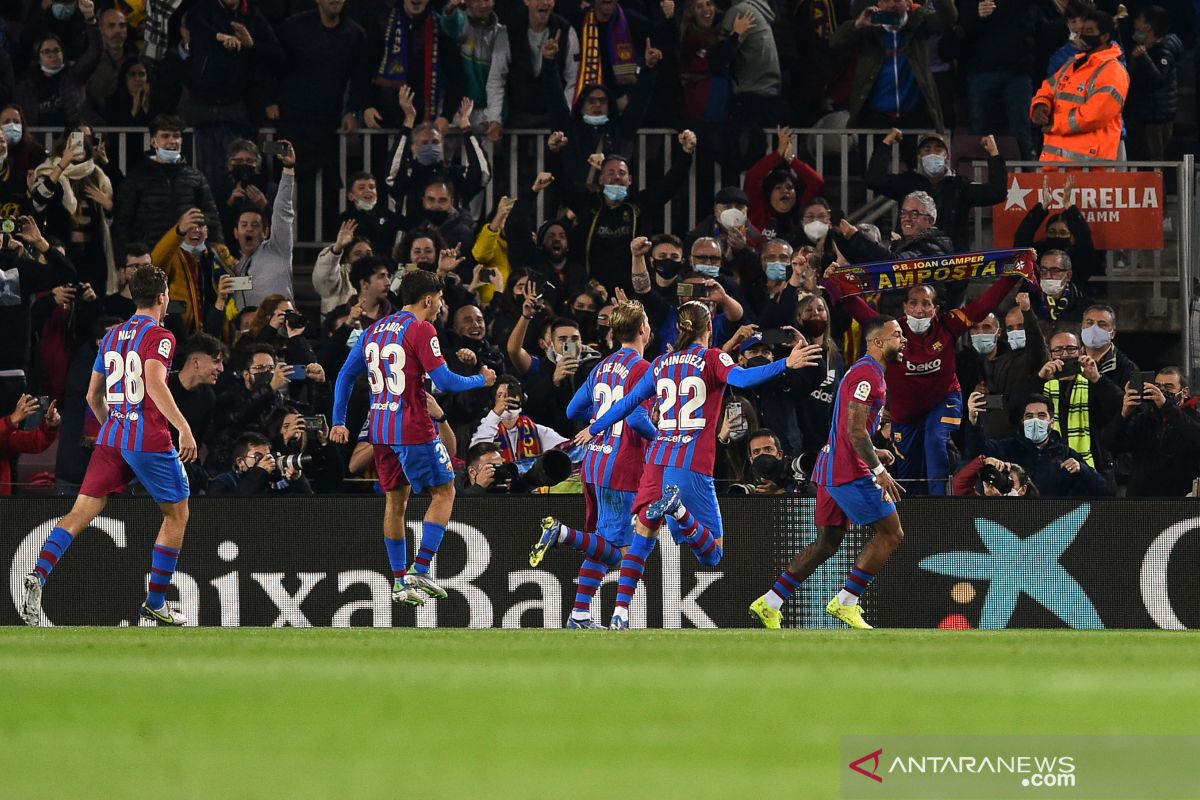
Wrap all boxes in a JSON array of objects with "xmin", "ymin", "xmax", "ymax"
[
  {"xmin": 586, "ymin": 302, "xmax": 823, "ymax": 630},
  {"xmin": 331, "ymin": 269, "xmax": 496, "ymax": 605},
  {"xmin": 528, "ymin": 301, "xmax": 658, "ymax": 629},
  {"xmin": 750, "ymin": 316, "xmax": 909, "ymax": 630},
  {"xmin": 20, "ymin": 267, "xmax": 197, "ymax": 627}
]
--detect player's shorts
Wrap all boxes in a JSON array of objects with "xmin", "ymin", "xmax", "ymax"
[
  {"xmin": 634, "ymin": 463, "xmax": 724, "ymax": 543},
  {"xmin": 392, "ymin": 438, "xmax": 453, "ymax": 494},
  {"xmin": 594, "ymin": 485, "xmax": 636, "ymax": 548},
  {"xmin": 79, "ymin": 444, "xmax": 189, "ymax": 504},
  {"xmin": 822, "ymin": 475, "xmax": 896, "ymax": 528},
  {"xmin": 373, "ymin": 444, "xmax": 410, "ymax": 492}
]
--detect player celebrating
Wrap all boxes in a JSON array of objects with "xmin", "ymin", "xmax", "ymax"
[
  {"xmin": 331, "ymin": 269, "xmax": 495, "ymax": 606},
  {"xmin": 584, "ymin": 302, "xmax": 822, "ymax": 630},
  {"xmin": 20, "ymin": 267, "xmax": 197, "ymax": 626},
  {"xmin": 528, "ymin": 300, "xmax": 657, "ymax": 629},
  {"xmin": 750, "ymin": 315, "xmax": 908, "ymax": 631}
]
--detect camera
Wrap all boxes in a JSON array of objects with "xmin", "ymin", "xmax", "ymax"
[
  {"xmin": 979, "ymin": 463, "xmax": 1014, "ymax": 494},
  {"xmin": 487, "ymin": 451, "xmax": 573, "ymax": 492},
  {"xmin": 284, "ymin": 309, "xmax": 307, "ymax": 329},
  {"xmin": 262, "ymin": 140, "xmax": 292, "ymax": 159},
  {"xmin": 274, "ymin": 453, "xmax": 313, "ymax": 473}
]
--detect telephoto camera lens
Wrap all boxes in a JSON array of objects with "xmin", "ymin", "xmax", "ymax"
[{"xmin": 274, "ymin": 453, "xmax": 313, "ymax": 473}]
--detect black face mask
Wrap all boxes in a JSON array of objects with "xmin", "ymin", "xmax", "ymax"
[
  {"xmin": 424, "ymin": 209, "xmax": 450, "ymax": 226},
  {"xmin": 745, "ymin": 355, "xmax": 771, "ymax": 369},
  {"xmin": 1043, "ymin": 237, "xmax": 1072, "ymax": 252},
  {"xmin": 801, "ymin": 319, "xmax": 828, "ymax": 339},
  {"xmin": 652, "ymin": 258, "xmax": 683, "ymax": 279},
  {"xmin": 229, "ymin": 164, "xmax": 257, "ymax": 184},
  {"xmin": 574, "ymin": 309, "xmax": 598, "ymax": 335},
  {"xmin": 252, "ymin": 371, "xmax": 273, "ymax": 390},
  {"xmin": 1079, "ymin": 33, "xmax": 1103, "ymax": 51}
]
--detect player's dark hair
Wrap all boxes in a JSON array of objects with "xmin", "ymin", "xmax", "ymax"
[
  {"xmin": 675, "ymin": 301, "xmax": 711, "ymax": 349},
  {"xmin": 233, "ymin": 431, "xmax": 271, "ymax": 462},
  {"xmin": 239, "ymin": 342, "xmax": 276, "ymax": 372},
  {"xmin": 400, "ymin": 268, "xmax": 444, "ymax": 306},
  {"xmin": 149, "ymin": 113, "xmax": 186, "ymax": 136},
  {"xmin": 466, "ymin": 441, "xmax": 502, "ymax": 469},
  {"xmin": 1024, "ymin": 393, "xmax": 1055, "ymax": 417},
  {"xmin": 128, "ymin": 266, "xmax": 168, "ymax": 308},
  {"xmin": 610, "ymin": 300, "xmax": 647, "ymax": 344},
  {"xmin": 350, "ymin": 255, "xmax": 392, "ymax": 291},
  {"xmin": 124, "ymin": 241, "xmax": 150, "ymax": 261},
  {"xmin": 181, "ymin": 332, "xmax": 226, "ymax": 363},
  {"xmin": 1083, "ymin": 9, "xmax": 1116, "ymax": 38},
  {"xmin": 862, "ymin": 314, "xmax": 897, "ymax": 342}
]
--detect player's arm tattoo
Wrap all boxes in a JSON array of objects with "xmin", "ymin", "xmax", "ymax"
[{"xmin": 846, "ymin": 401, "xmax": 883, "ymax": 472}]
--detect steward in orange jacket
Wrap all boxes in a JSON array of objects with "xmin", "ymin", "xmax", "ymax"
[{"xmin": 1031, "ymin": 12, "xmax": 1129, "ymax": 163}]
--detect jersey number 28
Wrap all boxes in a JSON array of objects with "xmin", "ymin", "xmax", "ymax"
[
  {"xmin": 104, "ymin": 351, "xmax": 145, "ymax": 404},
  {"xmin": 365, "ymin": 341, "xmax": 406, "ymax": 395}
]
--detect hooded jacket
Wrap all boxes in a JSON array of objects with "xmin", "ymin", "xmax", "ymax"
[
  {"xmin": 113, "ymin": 153, "xmax": 223, "ymax": 258},
  {"xmin": 1033, "ymin": 42, "xmax": 1129, "ymax": 162},
  {"xmin": 721, "ymin": 0, "xmax": 781, "ymax": 97},
  {"xmin": 1125, "ymin": 33, "xmax": 1183, "ymax": 124}
]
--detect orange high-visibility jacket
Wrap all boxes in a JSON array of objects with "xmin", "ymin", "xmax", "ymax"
[{"xmin": 1031, "ymin": 43, "xmax": 1129, "ymax": 162}]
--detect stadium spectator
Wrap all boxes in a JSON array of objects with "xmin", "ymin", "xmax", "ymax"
[
  {"xmin": 1032, "ymin": 250, "xmax": 1093, "ymax": 325},
  {"xmin": 1036, "ymin": 330, "xmax": 1123, "ymax": 480},
  {"xmin": 965, "ymin": 392, "xmax": 1110, "ymax": 497},
  {"xmin": 726, "ymin": 330, "xmax": 819, "ymax": 456},
  {"xmin": 549, "ymin": 130, "xmax": 696, "ymax": 293},
  {"xmin": 1103, "ymin": 367, "xmax": 1200, "ymax": 497},
  {"xmin": 113, "ymin": 115, "xmax": 222, "ymax": 260},
  {"xmin": 831, "ymin": 0, "xmax": 957, "ymax": 132},
  {"xmin": 212, "ymin": 139, "xmax": 273, "ymax": 254},
  {"xmin": 741, "ymin": 428, "xmax": 795, "ymax": 495},
  {"xmin": 85, "ymin": 8, "xmax": 136, "ymax": 117},
  {"xmin": 722, "ymin": 0, "xmax": 781, "ymax": 126},
  {"xmin": 15, "ymin": 32, "xmax": 97, "ymax": 126},
  {"xmin": 457, "ymin": 440, "xmax": 507, "ymax": 494},
  {"xmin": 868, "ymin": 131, "xmax": 1006, "ymax": 254},
  {"xmin": 791, "ymin": 292, "xmax": 843, "ymax": 454},
  {"xmin": 0, "ymin": 394, "xmax": 60, "ymax": 496},
  {"xmin": 677, "ymin": 0, "xmax": 738, "ymax": 127},
  {"xmin": 19, "ymin": 0, "xmax": 93, "ymax": 69},
  {"xmin": 1, "ymin": 105, "xmax": 47, "ymax": 175},
  {"xmin": 152, "ymin": 208, "xmax": 238, "ymax": 334},
  {"xmin": 265, "ymin": 406, "xmax": 345, "ymax": 493},
  {"xmin": 363, "ymin": 0, "xmax": 464, "ymax": 129},
  {"xmin": 338, "ymin": 172, "xmax": 403, "ymax": 256},
  {"xmin": 952, "ymin": 455, "xmax": 1037, "ymax": 496},
  {"xmin": 959, "ymin": 292, "xmax": 1048, "ymax": 438},
  {"xmin": 1080, "ymin": 304, "xmax": 1138, "ymax": 392},
  {"xmin": 169, "ymin": 332, "xmax": 225, "ymax": 487},
  {"xmin": 102, "ymin": 59, "xmax": 160, "ymax": 127},
  {"xmin": 54, "ymin": 315, "xmax": 120, "ymax": 491},
  {"xmin": 440, "ymin": 303, "xmax": 505, "ymax": 449},
  {"xmin": 743, "ymin": 237, "xmax": 802, "ymax": 327},
  {"xmin": 545, "ymin": 73, "xmax": 660, "ymax": 185},
  {"xmin": 208, "ymin": 344, "xmax": 293, "ymax": 470},
  {"xmin": 957, "ymin": 0, "xmax": 1037, "ymax": 161},
  {"xmin": 1045, "ymin": 1, "xmax": 1089, "ymax": 79},
  {"xmin": 504, "ymin": 172, "xmax": 586, "ymax": 299},
  {"xmin": 1032, "ymin": 9, "xmax": 1128, "ymax": 163},
  {"xmin": 470, "ymin": 374, "xmax": 569, "ymax": 457},
  {"xmin": 484, "ymin": 0, "xmax": 577, "ymax": 136},
  {"xmin": 743, "ymin": 127, "xmax": 825, "ymax": 241},
  {"xmin": 227, "ymin": 141, "xmax": 297, "ymax": 308},
  {"xmin": 1124, "ymin": 6, "xmax": 1182, "ymax": 160},
  {"xmin": 469, "ymin": 196, "xmax": 515, "ymax": 307},
  {"xmin": 413, "ymin": 176, "xmax": 477, "ymax": 253},
  {"xmin": 209, "ymin": 431, "xmax": 314, "ymax": 495},
  {"xmin": 506, "ymin": 312, "xmax": 583, "ymax": 431},
  {"xmin": 1014, "ymin": 174, "xmax": 1100, "ymax": 289},
  {"xmin": 312, "ymin": 221, "xmax": 375, "ymax": 319}
]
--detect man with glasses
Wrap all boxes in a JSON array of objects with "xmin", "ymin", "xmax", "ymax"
[
  {"xmin": 101, "ymin": 244, "xmax": 154, "ymax": 319},
  {"xmin": 1036, "ymin": 330, "xmax": 1122, "ymax": 484},
  {"xmin": 1034, "ymin": 250, "xmax": 1092, "ymax": 325},
  {"xmin": 1104, "ymin": 367, "xmax": 1200, "ymax": 497}
]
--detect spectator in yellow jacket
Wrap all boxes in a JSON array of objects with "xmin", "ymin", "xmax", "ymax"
[{"xmin": 152, "ymin": 207, "xmax": 239, "ymax": 334}]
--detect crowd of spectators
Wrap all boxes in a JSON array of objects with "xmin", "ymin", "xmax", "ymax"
[{"xmin": 0, "ymin": 0, "xmax": 1195, "ymax": 500}]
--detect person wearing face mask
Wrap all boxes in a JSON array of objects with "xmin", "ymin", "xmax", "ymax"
[
  {"xmin": 964, "ymin": 393, "xmax": 1109, "ymax": 497},
  {"xmin": 336, "ymin": 171, "xmax": 403, "ymax": 255},
  {"xmin": 113, "ymin": 115, "xmax": 224, "ymax": 265},
  {"xmin": 1046, "ymin": 1, "xmax": 1092, "ymax": 79},
  {"xmin": 957, "ymin": 0, "xmax": 1037, "ymax": 161},
  {"xmin": 505, "ymin": 171, "xmax": 587, "ymax": 298},
  {"xmin": 0, "ymin": 106, "xmax": 47, "ymax": 177},
  {"xmin": 1103, "ymin": 366, "xmax": 1200, "ymax": 497},
  {"xmin": 960, "ymin": 292, "xmax": 1049, "ymax": 438},
  {"xmin": 149, "ymin": 207, "xmax": 240, "ymax": 336},
  {"xmin": 744, "ymin": 126, "xmax": 825, "ymax": 241},
  {"xmin": 830, "ymin": 227, "xmax": 1024, "ymax": 495},
  {"xmin": 684, "ymin": 185, "xmax": 763, "ymax": 261},
  {"xmin": 470, "ymin": 375, "xmax": 568, "ymax": 459},
  {"xmin": 414, "ymin": 176, "xmax": 476, "ymax": 253},
  {"xmin": 1123, "ymin": 6, "xmax": 1183, "ymax": 161},
  {"xmin": 867, "ymin": 130, "xmax": 1006, "ymax": 254},
  {"xmin": 1032, "ymin": 250, "xmax": 1093, "ymax": 325},
  {"xmin": 1079, "ymin": 304, "xmax": 1138, "ymax": 391},
  {"xmin": 19, "ymin": 0, "xmax": 93, "ymax": 73},
  {"xmin": 1031, "ymin": 9, "xmax": 1129, "ymax": 164},
  {"xmin": 386, "ymin": 94, "xmax": 490, "ymax": 219},
  {"xmin": 1014, "ymin": 173, "xmax": 1100, "ymax": 290},
  {"xmin": 15, "ymin": 32, "xmax": 98, "ymax": 128},
  {"xmin": 549, "ymin": 130, "xmax": 697, "ymax": 293},
  {"xmin": 209, "ymin": 431, "xmax": 314, "ymax": 495},
  {"xmin": 745, "ymin": 237, "xmax": 808, "ymax": 326},
  {"xmin": 208, "ymin": 344, "xmax": 291, "ymax": 472},
  {"xmin": 790, "ymin": 293, "xmax": 845, "ymax": 453},
  {"xmin": 546, "ymin": 76, "xmax": 659, "ymax": 187}
]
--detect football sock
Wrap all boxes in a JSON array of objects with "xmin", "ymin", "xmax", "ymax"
[
  {"xmin": 677, "ymin": 511, "xmax": 723, "ymax": 567},
  {"xmin": 384, "ymin": 536, "xmax": 408, "ymax": 582},
  {"xmin": 767, "ymin": 569, "xmax": 802, "ymax": 610},
  {"xmin": 145, "ymin": 544, "xmax": 181, "ymax": 609},
  {"xmin": 571, "ymin": 559, "xmax": 608, "ymax": 620},
  {"xmin": 615, "ymin": 534, "xmax": 657, "ymax": 610},
  {"xmin": 412, "ymin": 522, "xmax": 446, "ymax": 575},
  {"xmin": 670, "ymin": 503, "xmax": 689, "ymax": 521},
  {"xmin": 837, "ymin": 567, "xmax": 875, "ymax": 607},
  {"xmin": 33, "ymin": 526, "xmax": 74, "ymax": 585},
  {"xmin": 560, "ymin": 526, "xmax": 621, "ymax": 568}
]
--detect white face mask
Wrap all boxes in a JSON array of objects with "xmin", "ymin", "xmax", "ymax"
[
  {"xmin": 1, "ymin": 122, "xmax": 21, "ymax": 144},
  {"xmin": 1041, "ymin": 279, "xmax": 1064, "ymax": 297},
  {"xmin": 353, "ymin": 197, "xmax": 376, "ymax": 212},
  {"xmin": 718, "ymin": 208, "xmax": 746, "ymax": 229},
  {"xmin": 156, "ymin": 147, "xmax": 182, "ymax": 164},
  {"xmin": 803, "ymin": 220, "xmax": 830, "ymax": 241},
  {"xmin": 970, "ymin": 333, "xmax": 997, "ymax": 355},
  {"xmin": 500, "ymin": 407, "xmax": 521, "ymax": 426},
  {"xmin": 1006, "ymin": 329, "xmax": 1027, "ymax": 350},
  {"xmin": 921, "ymin": 154, "xmax": 947, "ymax": 176},
  {"xmin": 1023, "ymin": 417, "xmax": 1051, "ymax": 444},
  {"xmin": 1007, "ymin": 487, "xmax": 1023, "ymax": 496},
  {"xmin": 1081, "ymin": 324, "xmax": 1112, "ymax": 350},
  {"xmin": 907, "ymin": 314, "xmax": 933, "ymax": 334}
]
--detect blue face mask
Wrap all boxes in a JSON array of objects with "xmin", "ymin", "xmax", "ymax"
[
  {"xmin": 416, "ymin": 143, "xmax": 443, "ymax": 166},
  {"xmin": 582, "ymin": 114, "xmax": 609, "ymax": 127},
  {"xmin": 181, "ymin": 241, "xmax": 206, "ymax": 255},
  {"xmin": 694, "ymin": 264, "xmax": 721, "ymax": 278},
  {"xmin": 1006, "ymin": 329, "xmax": 1027, "ymax": 350},
  {"xmin": 970, "ymin": 333, "xmax": 997, "ymax": 355},
  {"xmin": 1023, "ymin": 417, "xmax": 1050, "ymax": 444},
  {"xmin": 156, "ymin": 147, "xmax": 181, "ymax": 164},
  {"xmin": 50, "ymin": 3, "xmax": 74, "ymax": 20},
  {"xmin": 765, "ymin": 262, "xmax": 788, "ymax": 282},
  {"xmin": 602, "ymin": 184, "xmax": 628, "ymax": 203}
]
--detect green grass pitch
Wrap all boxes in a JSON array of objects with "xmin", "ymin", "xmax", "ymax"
[{"xmin": 1, "ymin": 628, "xmax": 1198, "ymax": 799}]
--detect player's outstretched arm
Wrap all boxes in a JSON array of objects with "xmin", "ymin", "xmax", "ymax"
[
  {"xmin": 627, "ymin": 405, "xmax": 657, "ymax": 440},
  {"xmin": 144, "ymin": 359, "xmax": 197, "ymax": 462},
  {"xmin": 429, "ymin": 363, "xmax": 488, "ymax": 394},
  {"xmin": 589, "ymin": 369, "xmax": 656, "ymax": 435},
  {"xmin": 565, "ymin": 379, "xmax": 592, "ymax": 422},
  {"xmin": 331, "ymin": 334, "xmax": 368, "ymax": 430},
  {"xmin": 726, "ymin": 358, "xmax": 788, "ymax": 389}
]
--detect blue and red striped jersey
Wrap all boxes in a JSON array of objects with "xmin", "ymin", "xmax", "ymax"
[
  {"xmin": 814, "ymin": 354, "xmax": 887, "ymax": 487},
  {"xmin": 353, "ymin": 310, "xmax": 447, "ymax": 446},
  {"xmin": 579, "ymin": 347, "xmax": 651, "ymax": 491},
  {"xmin": 644, "ymin": 343, "xmax": 736, "ymax": 473},
  {"xmin": 92, "ymin": 314, "xmax": 176, "ymax": 452}
]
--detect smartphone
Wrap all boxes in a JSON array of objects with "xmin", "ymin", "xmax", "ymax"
[
  {"xmin": 985, "ymin": 394, "xmax": 1005, "ymax": 411},
  {"xmin": 725, "ymin": 401, "xmax": 745, "ymax": 430},
  {"xmin": 424, "ymin": 377, "xmax": 434, "ymax": 394},
  {"xmin": 562, "ymin": 340, "xmax": 579, "ymax": 360},
  {"xmin": 166, "ymin": 300, "xmax": 187, "ymax": 316},
  {"xmin": 872, "ymin": 10, "xmax": 902, "ymax": 25},
  {"xmin": 93, "ymin": 132, "xmax": 103, "ymax": 147},
  {"xmin": 1132, "ymin": 371, "xmax": 1154, "ymax": 393},
  {"xmin": 68, "ymin": 130, "xmax": 85, "ymax": 152},
  {"xmin": 288, "ymin": 364, "xmax": 307, "ymax": 381},
  {"xmin": 480, "ymin": 268, "xmax": 496, "ymax": 280},
  {"xmin": 1058, "ymin": 359, "xmax": 1082, "ymax": 378},
  {"xmin": 677, "ymin": 283, "xmax": 699, "ymax": 298},
  {"xmin": 759, "ymin": 328, "xmax": 796, "ymax": 347},
  {"xmin": 36, "ymin": 395, "xmax": 50, "ymax": 413},
  {"xmin": 302, "ymin": 414, "xmax": 328, "ymax": 434},
  {"xmin": 262, "ymin": 140, "xmax": 292, "ymax": 158},
  {"xmin": 227, "ymin": 275, "xmax": 254, "ymax": 291}
]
